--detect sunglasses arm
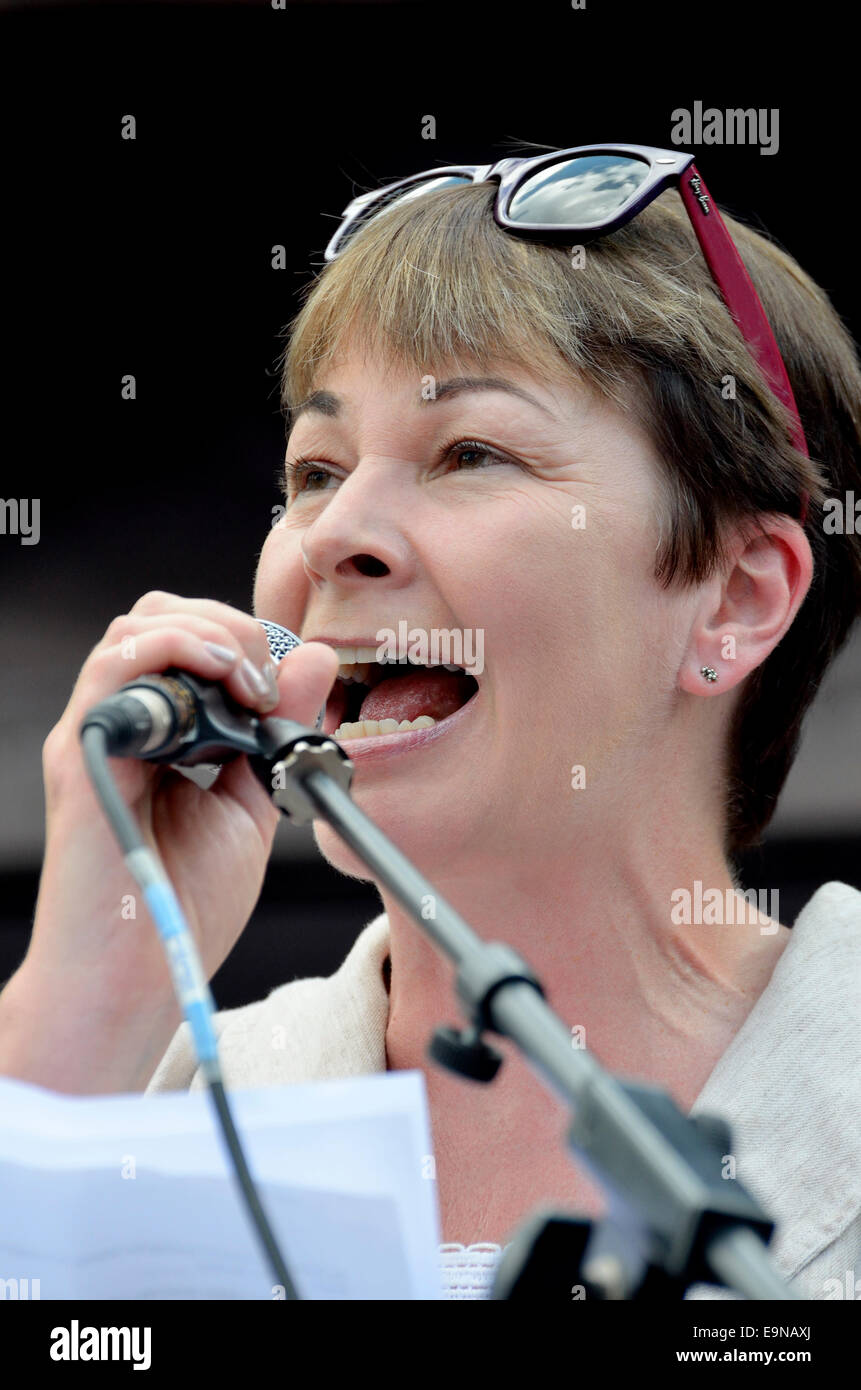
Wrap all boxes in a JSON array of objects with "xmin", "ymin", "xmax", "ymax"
[{"xmin": 680, "ymin": 166, "xmax": 810, "ymax": 519}]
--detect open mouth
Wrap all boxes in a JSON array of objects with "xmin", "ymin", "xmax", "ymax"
[{"xmin": 326, "ymin": 649, "xmax": 480, "ymax": 741}]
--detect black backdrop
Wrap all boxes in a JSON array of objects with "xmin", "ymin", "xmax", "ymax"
[{"xmin": 1, "ymin": 0, "xmax": 859, "ymax": 1010}]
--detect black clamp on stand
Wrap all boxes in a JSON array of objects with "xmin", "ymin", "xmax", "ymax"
[
  {"xmin": 249, "ymin": 721, "xmax": 795, "ymax": 1302},
  {"xmin": 429, "ymin": 944, "xmax": 545, "ymax": 1083}
]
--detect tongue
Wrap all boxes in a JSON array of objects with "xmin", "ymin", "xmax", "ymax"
[{"xmin": 358, "ymin": 669, "xmax": 473, "ymax": 724}]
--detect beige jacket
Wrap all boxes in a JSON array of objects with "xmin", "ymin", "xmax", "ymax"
[{"xmin": 146, "ymin": 881, "xmax": 861, "ymax": 1299}]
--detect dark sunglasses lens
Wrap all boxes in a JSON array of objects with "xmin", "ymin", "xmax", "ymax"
[
  {"xmin": 507, "ymin": 155, "xmax": 650, "ymax": 228},
  {"xmin": 337, "ymin": 175, "xmax": 473, "ymax": 252}
]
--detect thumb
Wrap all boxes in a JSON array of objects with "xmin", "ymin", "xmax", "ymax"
[{"xmin": 271, "ymin": 641, "xmax": 340, "ymax": 728}]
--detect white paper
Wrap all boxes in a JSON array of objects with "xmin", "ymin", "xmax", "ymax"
[{"xmin": 0, "ymin": 1071, "xmax": 444, "ymax": 1300}]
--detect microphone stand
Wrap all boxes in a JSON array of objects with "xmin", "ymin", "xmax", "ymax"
[{"xmin": 251, "ymin": 718, "xmax": 795, "ymax": 1302}]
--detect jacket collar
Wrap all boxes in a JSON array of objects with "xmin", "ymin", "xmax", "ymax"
[
  {"xmin": 691, "ymin": 880, "xmax": 861, "ymax": 1278},
  {"xmin": 344, "ymin": 884, "xmax": 861, "ymax": 1279}
]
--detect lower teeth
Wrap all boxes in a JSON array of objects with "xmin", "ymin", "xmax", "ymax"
[{"xmin": 334, "ymin": 715, "xmax": 437, "ymax": 740}]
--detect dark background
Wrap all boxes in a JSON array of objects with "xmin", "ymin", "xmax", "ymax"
[{"xmin": 1, "ymin": 0, "xmax": 858, "ymax": 1010}]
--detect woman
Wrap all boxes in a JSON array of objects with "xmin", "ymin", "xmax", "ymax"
[{"xmin": 1, "ymin": 147, "xmax": 859, "ymax": 1300}]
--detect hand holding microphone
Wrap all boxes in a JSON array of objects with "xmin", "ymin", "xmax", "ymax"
[
  {"xmin": 79, "ymin": 618, "xmax": 326, "ymax": 767},
  {"xmin": 0, "ymin": 592, "xmax": 338, "ymax": 1096}
]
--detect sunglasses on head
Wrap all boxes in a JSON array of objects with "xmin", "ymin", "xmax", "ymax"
[{"xmin": 324, "ymin": 143, "xmax": 809, "ymax": 519}]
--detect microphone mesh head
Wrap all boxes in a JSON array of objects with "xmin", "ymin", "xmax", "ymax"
[
  {"xmin": 256, "ymin": 619, "xmax": 303, "ymax": 663},
  {"xmin": 256, "ymin": 620, "xmax": 326, "ymax": 730}
]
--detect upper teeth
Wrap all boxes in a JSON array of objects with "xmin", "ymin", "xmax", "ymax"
[
  {"xmin": 334, "ymin": 646, "xmax": 381, "ymax": 665},
  {"xmin": 334, "ymin": 646, "xmax": 464, "ymax": 682}
]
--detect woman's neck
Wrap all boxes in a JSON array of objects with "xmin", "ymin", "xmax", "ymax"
[{"xmin": 382, "ymin": 835, "xmax": 790, "ymax": 1110}]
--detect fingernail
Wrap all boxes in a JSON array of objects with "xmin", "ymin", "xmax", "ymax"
[
  {"xmin": 239, "ymin": 657, "xmax": 277, "ymax": 708},
  {"xmin": 204, "ymin": 642, "xmax": 238, "ymax": 666},
  {"xmin": 262, "ymin": 660, "xmax": 281, "ymax": 703}
]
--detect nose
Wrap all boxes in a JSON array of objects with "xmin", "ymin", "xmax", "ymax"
[
  {"xmin": 299, "ymin": 459, "xmax": 418, "ymax": 593},
  {"xmin": 301, "ymin": 547, "xmax": 392, "ymax": 586}
]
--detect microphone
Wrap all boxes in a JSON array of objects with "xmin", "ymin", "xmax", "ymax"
[{"xmin": 80, "ymin": 620, "xmax": 325, "ymax": 767}]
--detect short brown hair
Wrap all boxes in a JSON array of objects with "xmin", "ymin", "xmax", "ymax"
[{"xmin": 280, "ymin": 178, "xmax": 861, "ymax": 855}]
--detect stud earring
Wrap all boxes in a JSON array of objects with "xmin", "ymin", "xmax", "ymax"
[{"xmin": 701, "ymin": 666, "xmax": 718, "ymax": 683}]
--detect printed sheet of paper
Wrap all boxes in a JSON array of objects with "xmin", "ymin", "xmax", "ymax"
[{"xmin": 0, "ymin": 1070, "xmax": 443, "ymax": 1300}]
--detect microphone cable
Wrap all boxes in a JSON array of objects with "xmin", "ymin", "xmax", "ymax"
[{"xmin": 78, "ymin": 625, "xmax": 307, "ymax": 1300}]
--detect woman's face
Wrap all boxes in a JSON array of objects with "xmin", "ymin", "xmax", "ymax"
[{"xmin": 254, "ymin": 345, "xmax": 698, "ymax": 878}]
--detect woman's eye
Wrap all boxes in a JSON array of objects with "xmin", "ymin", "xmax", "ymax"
[
  {"xmin": 444, "ymin": 441, "xmax": 509, "ymax": 472},
  {"xmin": 283, "ymin": 460, "xmax": 335, "ymax": 499},
  {"xmin": 282, "ymin": 440, "xmax": 513, "ymax": 501}
]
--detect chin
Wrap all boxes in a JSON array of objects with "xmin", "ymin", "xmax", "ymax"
[
  {"xmin": 311, "ymin": 805, "xmax": 472, "ymax": 887},
  {"xmin": 312, "ymin": 822, "xmax": 378, "ymax": 883}
]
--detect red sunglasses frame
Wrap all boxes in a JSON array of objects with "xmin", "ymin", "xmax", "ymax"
[{"xmin": 326, "ymin": 145, "xmax": 811, "ymax": 522}]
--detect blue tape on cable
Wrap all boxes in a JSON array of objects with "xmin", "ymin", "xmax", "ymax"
[
  {"xmin": 143, "ymin": 880, "xmax": 219, "ymax": 1064},
  {"xmin": 183, "ymin": 1001, "xmax": 219, "ymax": 1066},
  {"xmin": 143, "ymin": 879, "xmax": 184, "ymax": 941}
]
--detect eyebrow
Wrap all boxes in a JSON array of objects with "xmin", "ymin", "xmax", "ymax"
[{"xmin": 287, "ymin": 375, "xmax": 557, "ymax": 435}]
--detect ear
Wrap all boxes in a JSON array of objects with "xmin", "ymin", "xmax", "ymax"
[{"xmin": 678, "ymin": 515, "xmax": 814, "ymax": 696}]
